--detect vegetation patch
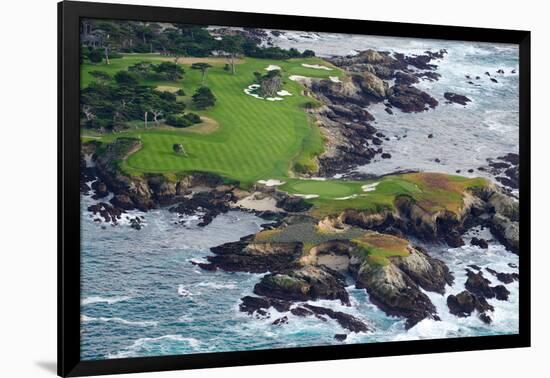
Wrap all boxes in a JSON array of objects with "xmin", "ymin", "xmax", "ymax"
[{"xmin": 352, "ymin": 231, "xmax": 411, "ymax": 266}]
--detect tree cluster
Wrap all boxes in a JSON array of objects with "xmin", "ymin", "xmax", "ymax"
[
  {"xmin": 128, "ymin": 61, "xmax": 184, "ymax": 81},
  {"xmin": 81, "ymin": 71, "xmax": 185, "ymax": 131}
]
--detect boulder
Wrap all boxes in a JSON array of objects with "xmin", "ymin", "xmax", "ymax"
[
  {"xmin": 387, "ymin": 85, "xmax": 438, "ymax": 113},
  {"xmin": 390, "ymin": 247, "xmax": 454, "ymax": 294},
  {"xmin": 444, "ymin": 92, "xmax": 471, "ymax": 106},
  {"xmin": 354, "ymin": 261, "xmax": 438, "ymax": 328},
  {"xmin": 447, "ymin": 290, "xmax": 494, "ymax": 323},
  {"xmin": 110, "ymin": 194, "xmax": 135, "ymax": 210},
  {"xmin": 471, "ymin": 237, "xmax": 489, "ymax": 249},
  {"xmin": 206, "ymin": 240, "xmax": 302, "ymax": 273},
  {"xmin": 353, "ymin": 71, "xmax": 388, "ymax": 99},
  {"xmin": 254, "ymin": 265, "xmax": 350, "ymax": 305}
]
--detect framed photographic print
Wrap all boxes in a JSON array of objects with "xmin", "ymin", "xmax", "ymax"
[{"xmin": 58, "ymin": 1, "xmax": 531, "ymax": 376}]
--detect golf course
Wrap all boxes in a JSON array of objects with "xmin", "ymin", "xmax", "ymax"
[{"xmin": 82, "ymin": 53, "xmax": 342, "ymax": 185}]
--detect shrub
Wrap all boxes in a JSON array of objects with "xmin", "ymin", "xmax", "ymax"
[
  {"xmin": 184, "ymin": 112, "xmax": 201, "ymax": 124},
  {"xmin": 192, "ymin": 87, "xmax": 216, "ymax": 110},
  {"xmin": 175, "ymin": 89, "xmax": 186, "ymax": 96},
  {"xmin": 88, "ymin": 49, "xmax": 103, "ymax": 63},
  {"xmin": 166, "ymin": 114, "xmax": 193, "ymax": 128},
  {"xmin": 302, "ymin": 49, "xmax": 315, "ymax": 58}
]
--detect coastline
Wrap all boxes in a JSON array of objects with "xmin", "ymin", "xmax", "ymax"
[{"xmin": 79, "ymin": 34, "xmax": 521, "ymax": 360}]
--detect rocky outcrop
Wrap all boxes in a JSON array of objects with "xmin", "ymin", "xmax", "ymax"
[
  {"xmin": 464, "ymin": 269, "xmax": 510, "ymax": 301},
  {"xmin": 353, "ymin": 71, "xmax": 388, "ymax": 99},
  {"xmin": 254, "ymin": 265, "xmax": 350, "ymax": 305},
  {"xmin": 390, "ymin": 246, "xmax": 454, "ymax": 294},
  {"xmin": 387, "ymin": 85, "xmax": 439, "ymax": 113},
  {"xmin": 352, "ymin": 259, "xmax": 438, "ymax": 328},
  {"xmin": 447, "ymin": 290, "xmax": 494, "ymax": 324},
  {"xmin": 444, "ymin": 92, "xmax": 471, "ymax": 106},
  {"xmin": 204, "ymin": 239, "xmax": 302, "ymax": 273},
  {"xmin": 485, "ymin": 267, "xmax": 519, "ymax": 284}
]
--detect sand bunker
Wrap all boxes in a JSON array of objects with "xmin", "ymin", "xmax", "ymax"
[
  {"xmin": 265, "ymin": 65, "xmax": 281, "ymax": 71},
  {"xmin": 235, "ymin": 192, "xmax": 281, "ymax": 212},
  {"xmin": 294, "ymin": 194, "xmax": 319, "ymax": 199},
  {"xmin": 361, "ymin": 182, "xmax": 380, "ymax": 192},
  {"xmin": 302, "ymin": 63, "xmax": 333, "ymax": 71},
  {"xmin": 257, "ymin": 179, "xmax": 285, "ymax": 187},
  {"xmin": 277, "ymin": 90, "xmax": 292, "ymax": 96},
  {"xmin": 288, "ymin": 75, "xmax": 311, "ymax": 85},
  {"xmin": 156, "ymin": 85, "xmax": 181, "ymax": 93},
  {"xmin": 244, "ymin": 84, "xmax": 289, "ymax": 101},
  {"xmin": 329, "ymin": 76, "xmax": 341, "ymax": 83}
]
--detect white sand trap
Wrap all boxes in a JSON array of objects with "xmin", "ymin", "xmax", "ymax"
[
  {"xmin": 329, "ymin": 76, "xmax": 341, "ymax": 83},
  {"xmin": 334, "ymin": 194, "xmax": 360, "ymax": 200},
  {"xmin": 302, "ymin": 63, "xmax": 333, "ymax": 71},
  {"xmin": 235, "ymin": 193, "xmax": 281, "ymax": 212},
  {"xmin": 294, "ymin": 194, "xmax": 319, "ymax": 199},
  {"xmin": 361, "ymin": 182, "xmax": 380, "ymax": 192},
  {"xmin": 289, "ymin": 75, "xmax": 310, "ymax": 83},
  {"xmin": 277, "ymin": 90, "xmax": 292, "ymax": 96},
  {"xmin": 244, "ymin": 84, "xmax": 285, "ymax": 101},
  {"xmin": 244, "ymin": 84, "xmax": 264, "ymax": 99},
  {"xmin": 257, "ymin": 179, "xmax": 285, "ymax": 187},
  {"xmin": 265, "ymin": 65, "xmax": 281, "ymax": 71}
]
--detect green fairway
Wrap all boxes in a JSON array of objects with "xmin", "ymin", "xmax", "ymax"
[{"xmin": 82, "ymin": 54, "xmax": 342, "ymax": 184}]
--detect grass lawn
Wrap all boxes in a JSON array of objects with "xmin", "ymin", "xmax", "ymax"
[
  {"xmin": 279, "ymin": 173, "xmax": 488, "ymax": 218},
  {"xmin": 81, "ymin": 54, "xmax": 342, "ymax": 185},
  {"xmin": 352, "ymin": 232, "xmax": 411, "ymax": 266}
]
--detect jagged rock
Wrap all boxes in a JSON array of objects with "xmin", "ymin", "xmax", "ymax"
[
  {"xmin": 334, "ymin": 334, "xmax": 347, "ymax": 341},
  {"xmin": 387, "ymin": 85, "xmax": 439, "ymax": 113},
  {"xmin": 494, "ymin": 285, "xmax": 510, "ymax": 301},
  {"xmin": 272, "ymin": 316, "xmax": 289, "ymax": 325},
  {"xmin": 471, "ymin": 237, "xmax": 489, "ymax": 249},
  {"xmin": 110, "ymin": 194, "xmax": 135, "ymax": 210},
  {"xmin": 447, "ymin": 290, "xmax": 494, "ymax": 323},
  {"xmin": 254, "ymin": 265, "xmax": 350, "ymax": 305},
  {"xmin": 239, "ymin": 296, "xmax": 292, "ymax": 314},
  {"xmin": 206, "ymin": 240, "xmax": 302, "ymax": 273},
  {"xmin": 353, "ymin": 71, "xmax": 388, "ymax": 99},
  {"xmin": 486, "ymin": 267, "xmax": 519, "ymax": 284},
  {"xmin": 354, "ymin": 261, "xmax": 438, "ymax": 328},
  {"xmin": 444, "ymin": 92, "xmax": 471, "ymax": 106},
  {"xmin": 465, "ymin": 269, "xmax": 495, "ymax": 299},
  {"xmin": 490, "ymin": 214, "xmax": 519, "ymax": 254},
  {"xmin": 390, "ymin": 247, "xmax": 454, "ymax": 294},
  {"xmin": 91, "ymin": 180, "xmax": 109, "ymax": 199},
  {"xmin": 87, "ymin": 202, "xmax": 123, "ymax": 223},
  {"xmin": 302, "ymin": 304, "xmax": 370, "ymax": 333},
  {"xmin": 394, "ymin": 71, "xmax": 419, "ymax": 86}
]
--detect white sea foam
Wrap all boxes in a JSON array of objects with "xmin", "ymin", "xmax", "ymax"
[
  {"xmin": 81, "ymin": 295, "xmax": 132, "ymax": 305},
  {"xmin": 195, "ymin": 281, "xmax": 237, "ymax": 289},
  {"xmin": 108, "ymin": 335, "xmax": 201, "ymax": 359},
  {"xmin": 81, "ymin": 315, "xmax": 158, "ymax": 327}
]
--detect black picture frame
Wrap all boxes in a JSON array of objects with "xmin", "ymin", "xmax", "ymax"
[{"xmin": 58, "ymin": 1, "xmax": 531, "ymax": 376}]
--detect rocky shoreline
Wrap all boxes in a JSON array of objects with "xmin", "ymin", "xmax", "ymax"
[{"xmin": 80, "ymin": 48, "xmax": 520, "ymax": 339}]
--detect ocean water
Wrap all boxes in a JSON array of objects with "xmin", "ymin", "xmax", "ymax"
[
  {"xmin": 81, "ymin": 189, "xmax": 519, "ymax": 360},
  {"xmin": 268, "ymin": 31, "xmax": 520, "ymax": 178},
  {"xmin": 80, "ymin": 33, "xmax": 520, "ymax": 360}
]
